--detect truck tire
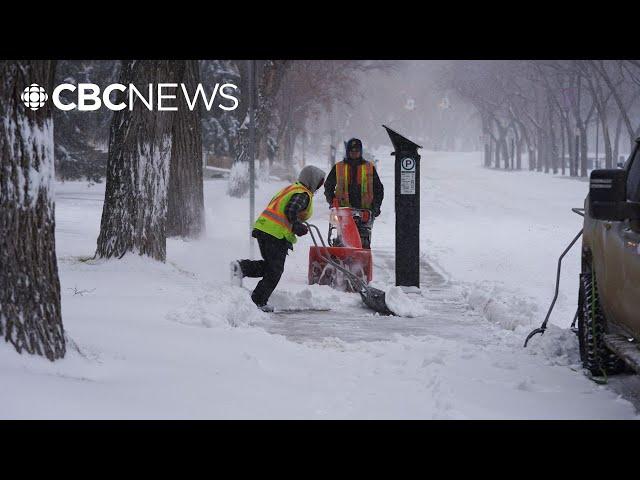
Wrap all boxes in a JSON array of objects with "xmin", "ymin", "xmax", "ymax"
[{"xmin": 578, "ymin": 272, "xmax": 625, "ymax": 376}]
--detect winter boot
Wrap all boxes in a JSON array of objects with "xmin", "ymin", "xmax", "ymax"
[
  {"xmin": 257, "ymin": 304, "xmax": 274, "ymax": 313},
  {"xmin": 230, "ymin": 260, "xmax": 243, "ymax": 287}
]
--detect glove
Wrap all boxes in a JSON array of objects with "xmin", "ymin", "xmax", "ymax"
[{"xmin": 292, "ymin": 222, "xmax": 308, "ymax": 237}]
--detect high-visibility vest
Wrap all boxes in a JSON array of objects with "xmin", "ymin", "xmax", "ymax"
[
  {"xmin": 254, "ymin": 182, "xmax": 313, "ymax": 244},
  {"xmin": 335, "ymin": 161, "xmax": 374, "ymax": 209}
]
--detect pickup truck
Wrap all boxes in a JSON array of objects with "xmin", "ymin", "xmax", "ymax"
[{"xmin": 580, "ymin": 138, "xmax": 640, "ymax": 376}]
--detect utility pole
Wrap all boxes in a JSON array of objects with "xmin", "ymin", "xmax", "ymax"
[
  {"xmin": 248, "ymin": 59, "xmax": 256, "ymax": 259},
  {"xmin": 510, "ymin": 137, "xmax": 515, "ymax": 170}
]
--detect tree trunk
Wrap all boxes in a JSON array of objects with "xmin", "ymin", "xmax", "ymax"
[
  {"xmin": 569, "ymin": 135, "xmax": 576, "ymax": 177},
  {"xmin": 550, "ymin": 128, "xmax": 558, "ymax": 174},
  {"xmin": 522, "ymin": 126, "xmax": 534, "ymax": 170},
  {"xmin": 536, "ymin": 129, "xmax": 544, "ymax": 172},
  {"xmin": 233, "ymin": 60, "xmax": 251, "ymax": 136},
  {"xmin": 528, "ymin": 146, "xmax": 535, "ymax": 171},
  {"xmin": 282, "ymin": 126, "xmax": 298, "ymax": 170},
  {"xmin": 481, "ymin": 115, "xmax": 491, "ymax": 167},
  {"xmin": 514, "ymin": 120, "xmax": 530, "ymax": 171},
  {"xmin": 95, "ymin": 60, "xmax": 179, "ymax": 261},
  {"xmin": 502, "ymin": 137, "xmax": 510, "ymax": 170},
  {"xmin": 167, "ymin": 60, "xmax": 205, "ymax": 239},
  {"xmin": 547, "ymin": 95, "xmax": 556, "ymax": 174},
  {"xmin": 544, "ymin": 134, "xmax": 550, "ymax": 173},
  {"xmin": 275, "ymin": 115, "xmax": 289, "ymax": 164},
  {"xmin": 560, "ymin": 118, "xmax": 566, "ymax": 175},
  {"xmin": 484, "ymin": 142, "xmax": 490, "ymax": 167},
  {"xmin": 0, "ymin": 60, "xmax": 65, "ymax": 361},
  {"xmin": 602, "ymin": 120, "xmax": 613, "ymax": 169},
  {"xmin": 579, "ymin": 126, "xmax": 588, "ymax": 177},
  {"xmin": 613, "ymin": 114, "xmax": 623, "ymax": 166},
  {"xmin": 494, "ymin": 121, "xmax": 509, "ymax": 170},
  {"xmin": 487, "ymin": 137, "xmax": 493, "ymax": 168},
  {"xmin": 535, "ymin": 90, "xmax": 544, "ymax": 172},
  {"xmin": 233, "ymin": 62, "xmax": 288, "ymax": 165},
  {"xmin": 566, "ymin": 120, "xmax": 574, "ymax": 176}
]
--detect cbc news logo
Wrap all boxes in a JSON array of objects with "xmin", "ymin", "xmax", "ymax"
[
  {"xmin": 18, "ymin": 82, "xmax": 238, "ymax": 112},
  {"xmin": 21, "ymin": 84, "xmax": 48, "ymax": 111}
]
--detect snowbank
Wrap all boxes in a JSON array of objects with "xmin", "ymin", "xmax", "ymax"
[{"xmin": 384, "ymin": 287, "xmax": 430, "ymax": 317}]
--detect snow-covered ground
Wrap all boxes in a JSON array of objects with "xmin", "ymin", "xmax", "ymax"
[
  {"xmin": 1, "ymin": 151, "xmax": 639, "ymax": 419},
  {"xmin": 416, "ymin": 151, "xmax": 586, "ymax": 331}
]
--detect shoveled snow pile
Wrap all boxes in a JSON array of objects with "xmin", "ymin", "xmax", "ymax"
[
  {"xmin": 167, "ymin": 285, "xmax": 270, "ymax": 328},
  {"xmin": 462, "ymin": 283, "xmax": 539, "ymax": 331},
  {"xmin": 384, "ymin": 287, "xmax": 429, "ymax": 317},
  {"xmin": 268, "ymin": 286, "xmax": 345, "ymax": 312}
]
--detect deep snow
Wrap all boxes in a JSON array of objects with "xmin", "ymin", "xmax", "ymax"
[{"xmin": 1, "ymin": 151, "xmax": 638, "ymax": 419}]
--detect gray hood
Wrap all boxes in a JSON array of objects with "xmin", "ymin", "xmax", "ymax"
[{"xmin": 298, "ymin": 165, "xmax": 326, "ymax": 193}]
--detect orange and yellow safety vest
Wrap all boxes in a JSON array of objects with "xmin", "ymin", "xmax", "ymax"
[
  {"xmin": 335, "ymin": 161, "xmax": 374, "ymax": 209},
  {"xmin": 254, "ymin": 182, "xmax": 313, "ymax": 244}
]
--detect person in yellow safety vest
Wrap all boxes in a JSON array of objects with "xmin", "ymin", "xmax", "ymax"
[
  {"xmin": 324, "ymin": 138, "xmax": 384, "ymax": 249},
  {"xmin": 230, "ymin": 165, "xmax": 326, "ymax": 312}
]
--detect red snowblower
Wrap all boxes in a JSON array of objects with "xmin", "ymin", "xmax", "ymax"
[{"xmin": 305, "ymin": 207, "xmax": 394, "ymax": 315}]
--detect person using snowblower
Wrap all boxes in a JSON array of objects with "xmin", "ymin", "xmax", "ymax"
[
  {"xmin": 324, "ymin": 138, "xmax": 384, "ymax": 249},
  {"xmin": 230, "ymin": 165, "xmax": 327, "ymax": 312}
]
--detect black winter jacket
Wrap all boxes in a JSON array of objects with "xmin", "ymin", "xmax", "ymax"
[{"xmin": 323, "ymin": 157, "xmax": 384, "ymax": 216}]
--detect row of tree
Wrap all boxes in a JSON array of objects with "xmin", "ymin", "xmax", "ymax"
[{"xmin": 443, "ymin": 60, "xmax": 640, "ymax": 174}]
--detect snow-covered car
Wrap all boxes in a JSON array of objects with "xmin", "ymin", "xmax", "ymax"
[{"xmin": 580, "ymin": 137, "xmax": 640, "ymax": 376}]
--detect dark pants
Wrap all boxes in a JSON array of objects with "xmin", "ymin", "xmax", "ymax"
[
  {"xmin": 239, "ymin": 230, "xmax": 290, "ymax": 306},
  {"xmin": 355, "ymin": 217, "xmax": 373, "ymax": 249},
  {"xmin": 357, "ymin": 226, "xmax": 371, "ymax": 249}
]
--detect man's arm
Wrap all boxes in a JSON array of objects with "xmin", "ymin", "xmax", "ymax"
[
  {"xmin": 372, "ymin": 166, "xmax": 384, "ymax": 216},
  {"xmin": 324, "ymin": 165, "xmax": 337, "ymax": 205},
  {"xmin": 285, "ymin": 192, "xmax": 310, "ymax": 226}
]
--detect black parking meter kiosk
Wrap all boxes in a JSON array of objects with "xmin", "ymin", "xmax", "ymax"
[{"xmin": 383, "ymin": 125, "xmax": 422, "ymax": 288}]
